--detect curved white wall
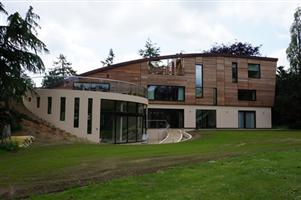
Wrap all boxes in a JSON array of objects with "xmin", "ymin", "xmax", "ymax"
[{"xmin": 23, "ymin": 89, "xmax": 148, "ymax": 143}]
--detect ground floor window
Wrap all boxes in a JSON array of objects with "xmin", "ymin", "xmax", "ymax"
[
  {"xmin": 100, "ymin": 99, "xmax": 146, "ymax": 144},
  {"xmin": 238, "ymin": 111, "xmax": 256, "ymax": 128},
  {"xmin": 148, "ymin": 109, "xmax": 184, "ymax": 128},
  {"xmin": 196, "ymin": 110, "xmax": 216, "ymax": 128}
]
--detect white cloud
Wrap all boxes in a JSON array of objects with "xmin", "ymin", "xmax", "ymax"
[{"xmin": 2, "ymin": 0, "xmax": 299, "ymax": 86}]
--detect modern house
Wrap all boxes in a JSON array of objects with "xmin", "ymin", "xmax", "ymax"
[{"xmin": 23, "ymin": 53, "xmax": 277, "ymax": 143}]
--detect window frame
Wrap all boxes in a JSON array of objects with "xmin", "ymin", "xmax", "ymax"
[
  {"xmin": 232, "ymin": 62, "xmax": 238, "ymax": 83},
  {"xmin": 238, "ymin": 89, "xmax": 256, "ymax": 101},
  {"xmin": 195, "ymin": 64, "xmax": 203, "ymax": 98},
  {"xmin": 248, "ymin": 63, "xmax": 261, "ymax": 79},
  {"xmin": 147, "ymin": 85, "xmax": 185, "ymax": 102}
]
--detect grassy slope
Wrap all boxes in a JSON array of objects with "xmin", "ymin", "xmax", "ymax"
[
  {"xmin": 1, "ymin": 130, "xmax": 301, "ymax": 198},
  {"xmin": 31, "ymin": 150, "xmax": 301, "ymax": 200}
]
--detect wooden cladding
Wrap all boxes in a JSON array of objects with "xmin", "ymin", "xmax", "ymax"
[{"xmin": 76, "ymin": 56, "xmax": 277, "ymax": 107}]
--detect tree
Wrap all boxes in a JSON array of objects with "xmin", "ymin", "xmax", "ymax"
[
  {"xmin": 204, "ymin": 41, "xmax": 262, "ymax": 56},
  {"xmin": 101, "ymin": 48, "xmax": 115, "ymax": 66},
  {"xmin": 0, "ymin": 4, "xmax": 48, "ymax": 105},
  {"xmin": 287, "ymin": 7, "xmax": 301, "ymax": 75},
  {"xmin": 138, "ymin": 38, "xmax": 160, "ymax": 58},
  {"xmin": 42, "ymin": 54, "xmax": 76, "ymax": 88},
  {"xmin": 273, "ymin": 66, "xmax": 301, "ymax": 128},
  {"xmin": 273, "ymin": 7, "xmax": 301, "ymax": 128}
]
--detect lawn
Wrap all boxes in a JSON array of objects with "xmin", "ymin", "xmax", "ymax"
[{"xmin": 1, "ymin": 130, "xmax": 301, "ymax": 199}]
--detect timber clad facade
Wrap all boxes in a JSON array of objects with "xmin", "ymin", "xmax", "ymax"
[{"xmin": 81, "ymin": 54, "xmax": 277, "ymax": 108}]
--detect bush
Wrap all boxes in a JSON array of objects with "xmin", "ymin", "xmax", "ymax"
[{"xmin": 0, "ymin": 141, "xmax": 19, "ymax": 152}]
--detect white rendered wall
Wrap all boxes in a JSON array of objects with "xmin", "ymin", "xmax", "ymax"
[
  {"xmin": 148, "ymin": 104, "xmax": 272, "ymax": 129},
  {"xmin": 23, "ymin": 89, "xmax": 148, "ymax": 143}
]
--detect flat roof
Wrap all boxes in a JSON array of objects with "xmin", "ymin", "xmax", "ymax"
[{"xmin": 80, "ymin": 53, "xmax": 278, "ymax": 76}]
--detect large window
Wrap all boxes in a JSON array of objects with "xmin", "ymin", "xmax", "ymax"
[
  {"xmin": 196, "ymin": 110, "xmax": 216, "ymax": 128},
  {"xmin": 73, "ymin": 98, "xmax": 80, "ymax": 128},
  {"xmin": 248, "ymin": 64, "xmax": 260, "ymax": 78},
  {"xmin": 47, "ymin": 97, "xmax": 52, "ymax": 114},
  {"xmin": 148, "ymin": 109, "xmax": 184, "ymax": 128},
  {"xmin": 74, "ymin": 82, "xmax": 110, "ymax": 91},
  {"xmin": 100, "ymin": 99, "xmax": 146, "ymax": 144},
  {"xmin": 87, "ymin": 98, "xmax": 93, "ymax": 134},
  {"xmin": 195, "ymin": 64, "xmax": 203, "ymax": 97},
  {"xmin": 238, "ymin": 89, "xmax": 256, "ymax": 101},
  {"xmin": 232, "ymin": 62, "xmax": 238, "ymax": 82},
  {"xmin": 238, "ymin": 111, "xmax": 255, "ymax": 128},
  {"xmin": 60, "ymin": 97, "xmax": 66, "ymax": 121},
  {"xmin": 147, "ymin": 85, "xmax": 185, "ymax": 101}
]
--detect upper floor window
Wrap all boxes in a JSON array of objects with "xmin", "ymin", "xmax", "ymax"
[
  {"xmin": 73, "ymin": 82, "xmax": 110, "ymax": 92},
  {"xmin": 232, "ymin": 62, "xmax": 238, "ymax": 82},
  {"xmin": 248, "ymin": 64, "xmax": 260, "ymax": 78},
  {"xmin": 238, "ymin": 89, "xmax": 256, "ymax": 101},
  {"xmin": 195, "ymin": 64, "xmax": 203, "ymax": 97},
  {"xmin": 148, "ymin": 58, "xmax": 184, "ymax": 76},
  {"xmin": 148, "ymin": 85, "xmax": 185, "ymax": 101}
]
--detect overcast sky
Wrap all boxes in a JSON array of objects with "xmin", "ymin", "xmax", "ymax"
[{"xmin": 1, "ymin": 0, "xmax": 300, "ymax": 85}]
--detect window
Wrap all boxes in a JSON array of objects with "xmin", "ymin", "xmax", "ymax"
[
  {"xmin": 232, "ymin": 62, "xmax": 238, "ymax": 82},
  {"xmin": 73, "ymin": 98, "xmax": 80, "ymax": 128},
  {"xmin": 238, "ymin": 90, "xmax": 256, "ymax": 101},
  {"xmin": 101, "ymin": 99, "xmax": 146, "ymax": 143},
  {"xmin": 87, "ymin": 98, "xmax": 93, "ymax": 134},
  {"xmin": 148, "ymin": 58, "xmax": 184, "ymax": 75},
  {"xmin": 148, "ymin": 109, "xmax": 184, "ymax": 128},
  {"xmin": 36, "ymin": 97, "xmax": 40, "ymax": 108},
  {"xmin": 60, "ymin": 97, "xmax": 66, "ymax": 121},
  {"xmin": 147, "ymin": 85, "xmax": 185, "ymax": 101},
  {"xmin": 238, "ymin": 111, "xmax": 256, "ymax": 128},
  {"xmin": 73, "ymin": 82, "xmax": 110, "ymax": 91},
  {"xmin": 47, "ymin": 97, "xmax": 52, "ymax": 114},
  {"xmin": 248, "ymin": 64, "xmax": 260, "ymax": 78},
  {"xmin": 213, "ymin": 88, "xmax": 217, "ymax": 105},
  {"xmin": 196, "ymin": 110, "xmax": 216, "ymax": 128},
  {"xmin": 195, "ymin": 64, "xmax": 203, "ymax": 97}
]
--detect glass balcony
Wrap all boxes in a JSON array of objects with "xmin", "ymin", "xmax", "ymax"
[{"xmin": 59, "ymin": 76, "xmax": 147, "ymax": 98}]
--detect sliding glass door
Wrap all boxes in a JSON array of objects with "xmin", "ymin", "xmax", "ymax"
[{"xmin": 238, "ymin": 111, "xmax": 256, "ymax": 128}]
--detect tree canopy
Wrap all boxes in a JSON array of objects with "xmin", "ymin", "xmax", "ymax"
[
  {"xmin": 101, "ymin": 48, "xmax": 115, "ymax": 66},
  {"xmin": 0, "ymin": 4, "xmax": 48, "ymax": 102},
  {"xmin": 205, "ymin": 42, "xmax": 262, "ymax": 56},
  {"xmin": 287, "ymin": 7, "xmax": 301, "ymax": 75},
  {"xmin": 273, "ymin": 7, "xmax": 301, "ymax": 128},
  {"xmin": 138, "ymin": 38, "xmax": 160, "ymax": 58},
  {"xmin": 42, "ymin": 54, "xmax": 76, "ymax": 88}
]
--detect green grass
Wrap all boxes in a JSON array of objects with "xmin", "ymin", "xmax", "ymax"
[
  {"xmin": 31, "ymin": 150, "xmax": 301, "ymax": 200},
  {"xmin": 1, "ymin": 130, "xmax": 301, "ymax": 199}
]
